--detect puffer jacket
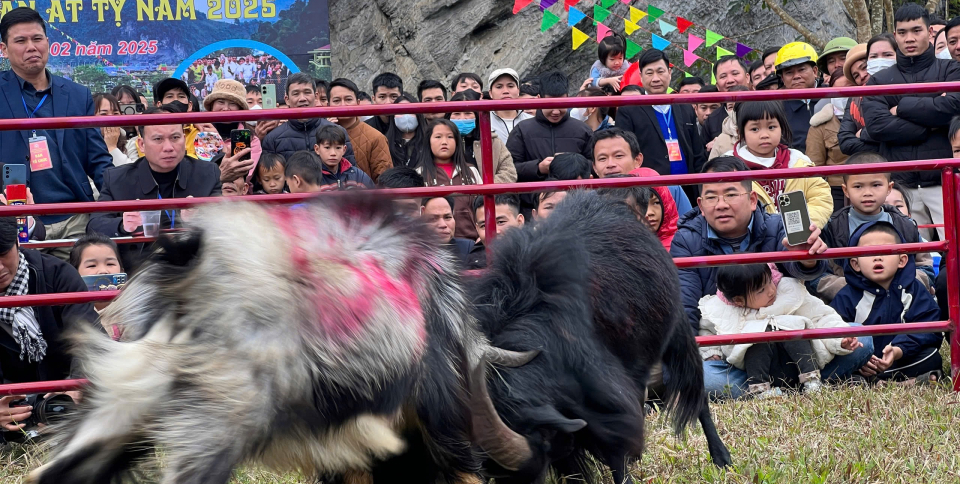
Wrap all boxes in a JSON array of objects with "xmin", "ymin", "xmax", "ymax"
[
  {"xmin": 837, "ymin": 97, "xmax": 879, "ymax": 156},
  {"xmin": 670, "ymin": 206, "xmax": 827, "ymax": 332},
  {"xmin": 261, "ymin": 118, "xmax": 356, "ymax": 164},
  {"xmin": 861, "ymin": 47, "xmax": 960, "ymax": 187},
  {"xmin": 724, "ymin": 144, "xmax": 834, "ymax": 228},
  {"xmin": 505, "ymin": 110, "xmax": 594, "ymax": 182},
  {"xmin": 318, "ymin": 158, "xmax": 374, "ymax": 191},
  {"xmin": 471, "ymin": 132, "xmax": 518, "ymax": 184},
  {"xmin": 698, "ymin": 277, "xmax": 853, "ymax": 369},
  {"xmin": 806, "ymin": 104, "xmax": 848, "ymax": 187},
  {"xmin": 830, "ymin": 222, "xmax": 942, "ymax": 361},
  {"xmin": 708, "ymin": 113, "xmax": 737, "ymax": 160}
]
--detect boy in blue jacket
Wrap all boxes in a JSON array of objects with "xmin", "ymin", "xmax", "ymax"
[{"xmin": 830, "ymin": 221, "xmax": 943, "ymax": 384}]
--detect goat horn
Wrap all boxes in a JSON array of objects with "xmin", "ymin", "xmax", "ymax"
[
  {"xmin": 469, "ymin": 359, "xmax": 533, "ymax": 472},
  {"xmin": 485, "ymin": 347, "xmax": 540, "ymax": 368}
]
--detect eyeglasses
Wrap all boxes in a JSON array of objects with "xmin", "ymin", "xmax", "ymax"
[{"xmin": 700, "ymin": 192, "xmax": 750, "ymax": 207}]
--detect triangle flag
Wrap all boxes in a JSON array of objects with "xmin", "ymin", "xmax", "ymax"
[
  {"xmin": 711, "ymin": 72, "xmax": 716, "ymax": 84},
  {"xmin": 676, "ymin": 17, "xmax": 693, "ymax": 33},
  {"xmin": 572, "ymin": 27, "xmax": 590, "ymax": 50},
  {"xmin": 563, "ymin": 0, "xmax": 578, "ymax": 11},
  {"xmin": 597, "ymin": 22, "xmax": 612, "ymax": 41},
  {"xmin": 647, "ymin": 5, "xmax": 664, "ymax": 22},
  {"xmin": 621, "ymin": 0, "xmax": 631, "ymax": 3},
  {"xmin": 659, "ymin": 19, "xmax": 677, "ymax": 36},
  {"xmin": 688, "ymin": 33, "xmax": 704, "ymax": 51},
  {"xmin": 667, "ymin": 87, "xmax": 675, "ymax": 94},
  {"xmin": 626, "ymin": 39, "xmax": 642, "ymax": 58},
  {"xmin": 513, "ymin": 0, "xmax": 535, "ymax": 14},
  {"xmin": 716, "ymin": 46, "xmax": 734, "ymax": 59},
  {"xmin": 736, "ymin": 42, "xmax": 753, "ymax": 58},
  {"xmin": 705, "ymin": 29, "xmax": 724, "ymax": 46},
  {"xmin": 683, "ymin": 49, "xmax": 700, "ymax": 67},
  {"xmin": 568, "ymin": 6, "xmax": 586, "ymax": 26},
  {"xmin": 684, "ymin": 72, "xmax": 693, "ymax": 78},
  {"xmin": 541, "ymin": 10, "xmax": 560, "ymax": 31},
  {"xmin": 594, "ymin": 5, "xmax": 611, "ymax": 23},
  {"xmin": 652, "ymin": 33, "xmax": 671, "ymax": 51},
  {"xmin": 624, "ymin": 19, "xmax": 640, "ymax": 35},
  {"xmin": 540, "ymin": 0, "xmax": 558, "ymax": 11},
  {"xmin": 629, "ymin": 6, "xmax": 647, "ymax": 24},
  {"xmin": 601, "ymin": 0, "xmax": 616, "ymax": 7}
]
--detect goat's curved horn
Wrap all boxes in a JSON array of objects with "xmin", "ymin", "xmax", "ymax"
[
  {"xmin": 469, "ymin": 359, "xmax": 533, "ymax": 472},
  {"xmin": 485, "ymin": 347, "xmax": 540, "ymax": 367}
]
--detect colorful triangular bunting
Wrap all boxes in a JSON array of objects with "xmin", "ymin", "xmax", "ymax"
[
  {"xmin": 667, "ymin": 87, "xmax": 675, "ymax": 94},
  {"xmin": 540, "ymin": 0, "xmax": 558, "ymax": 11},
  {"xmin": 568, "ymin": 6, "xmax": 586, "ymax": 26},
  {"xmin": 716, "ymin": 46, "xmax": 734, "ymax": 59},
  {"xmin": 688, "ymin": 33, "xmax": 704, "ymax": 51},
  {"xmin": 541, "ymin": 9, "xmax": 560, "ymax": 31},
  {"xmin": 676, "ymin": 17, "xmax": 693, "ymax": 33},
  {"xmin": 651, "ymin": 33, "xmax": 671, "ymax": 51},
  {"xmin": 572, "ymin": 27, "xmax": 590, "ymax": 50},
  {"xmin": 684, "ymin": 72, "xmax": 693, "ymax": 78},
  {"xmin": 647, "ymin": 5, "xmax": 664, "ymax": 22},
  {"xmin": 705, "ymin": 29, "xmax": 723, "ymax": 47},
  {"xmin": 601, "ymin": 0, "xmax": 616, "ymax": 7},
  {"xmin": 624, "ymin": 19, "xmax": 640, "ymax": 35},
  {"xmin": 659, "ymin": 19, "xmax": 677, "ymax": 35},
  {"xmin": 594, "ymin": 5, "xmax": 611, "ymax": 23},
  {"xmin": 563, "ymin": 0, "xmax": 578, "ymax": 10},
  {"xmin": 629, "ymin": 6, "xmax": 647, "ymax": 24},
  {"xmin": 620, "ymin": 0, "xmax": 631, "ymax": 3},
  {"xmin": 513, "ymin": 0, "xmax": 535, "ymax": 14},
  {"xmin": 597, "ymin": 22, "xmax": 612, "ymax": 41},
  {"xmin": 736, "ymin": 42, "xmax": 753, "ymax": 58},
  {"xmin": 683, "ymin": 49, "xmax": 700, "ymax": 67},
  {"xmin": 626, "ymin": 39, "xmax": 642, "ymax": 59}
]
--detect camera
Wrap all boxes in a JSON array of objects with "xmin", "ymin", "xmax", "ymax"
[
  {"xmin": 119, "ymin": 103, "xmax": 145, "ymax": 116},
  {"xmin": 778, "ymin": 194, "xmax": 791, "ymax": 208},
  {"xmin": 1, "ymin": 394, "xmax": 76, "ymax": 443}
]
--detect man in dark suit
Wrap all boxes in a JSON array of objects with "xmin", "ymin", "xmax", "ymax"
[
  {"xmin": 87, "ymin": 107, "xmax": 222, "ymax": 273},
  {"xmin": 615, "ymin": 49, "xmax": 706, "ymax": 203},
  {"xmin": 0, "ymin": 8, "xmax": 113, "ymax": 259}
]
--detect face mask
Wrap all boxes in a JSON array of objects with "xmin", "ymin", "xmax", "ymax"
[
  {"xmin": 360, "ymin": 115, "xmax": 374, "ymax": 122},
  {"xmin": 451, "ymin": 119, "xmax": 476, "ymax": 135},
  {"xmin": 866, "ymin": 58, "xmax": 896, "ymax": 76},
  {"xmin": 394, "ymin": 114, "xmax": 419, "ymax": 133},
  {"xmin": 937, "ymin": 49, "xmax": 953, "ymax": 60},
  {"xmin": 830, "ymin": 97, "xmax": 848, "ymax": 116},
  {"xmin": 569, "ymin": 107, "xmax": 590, "ymax": 122}
]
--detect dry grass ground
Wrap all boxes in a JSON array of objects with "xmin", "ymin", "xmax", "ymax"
[{"xmin": 3, "ymin": 353, "xmax": 958, "ymax": 483}]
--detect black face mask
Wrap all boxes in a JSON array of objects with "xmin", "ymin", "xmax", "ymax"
[{"xmin": 212, "ymin": 122, "xmax": 235, "ymax": 140}]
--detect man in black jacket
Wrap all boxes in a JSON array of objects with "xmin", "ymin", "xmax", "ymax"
[
  {"xmin": 862, "ymin": 3, "xmax": 960, "ymax": 240},
  {"xmin": 261, "ymin": 73, "xmax": 356, "ymax": 162},
  {"xmin": 0, "ymin": 217, "xmax": 98, "ymax": 411},
  {"xmin": 773, "ymin": 42, "xmax": 821, "ymax": 151},
  {"xmin": 616, "ymin": 49, "xmax": 706, "ymax": 201},
  {"xmin": 87, "ymin": 109, "xmax": 222, "ymax": 273}
]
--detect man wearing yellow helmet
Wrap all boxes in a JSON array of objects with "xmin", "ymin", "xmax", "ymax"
[
  {"xmin": 775, "ymin": 42, "xmax": 821, "ymax": 151},
  {"xmin": 861, "ymin": 2, "xmax": 960, "ymax": 242}
]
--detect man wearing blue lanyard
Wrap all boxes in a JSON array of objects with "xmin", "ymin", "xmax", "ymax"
[
  {"xmin": 614, "ymin": 49, "xmax": 707, "ymax": 206},
  {"xmin": 0, "ymin": 9, "xmax": 113, "ymax": 260}
]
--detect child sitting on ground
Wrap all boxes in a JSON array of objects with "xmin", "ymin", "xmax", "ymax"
[
  {"xmin": 699, "ymin": 263, "xmax": 861, "ymax": 398},
  {"xmin": 830, "ymin": 222, "xmax": 943, "ymax": 385},
  {"xmin": 254, "ymin": 152, "xmax": 287, "ymax": 194},
  {"xmin": 589, "ymin": 33, "xmax": 632, "ymax": 92},
  {"xmin": 722, "ymin": 100, "xmax": 833, "ymax": 228},
  {"xmin": 813, "ymin": 153, "xmax": 934, "ymax": 302}
]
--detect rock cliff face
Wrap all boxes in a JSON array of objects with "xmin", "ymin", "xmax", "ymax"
[{"xmin": 328, "ymin": 0, "xmax": 853, "ymax": 94}]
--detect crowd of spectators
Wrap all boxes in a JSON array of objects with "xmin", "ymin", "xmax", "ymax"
[{"xmin": 2, "ymin": 3, "xmax": 960, "ymax": 425}]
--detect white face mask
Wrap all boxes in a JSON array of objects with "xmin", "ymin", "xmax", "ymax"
[
  {"xmin": 394, "ymin": 114, "xmax": 419, "ymax": 133},
  {"xmin": 360, "ymin": 115, "xmax": 374, "ymax": 122},
  {"xmin": 569, "ymin": 107, "xmax": 590, "ymax": 122},
  {"xmin": 830, "ymin": 97, "xmax": 848, "ymax": 116},
  {"xmin": 937, "ymin": 49, "xmax": 953, "ymax": 60},
  {"xmin": 866, "ymin": 58, "xmax": 896, "ymax": 76}
]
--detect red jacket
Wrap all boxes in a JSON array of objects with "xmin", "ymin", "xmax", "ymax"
[{"xmin": 629, "ymin": 167, "xmax": 679, "ymax": 250}]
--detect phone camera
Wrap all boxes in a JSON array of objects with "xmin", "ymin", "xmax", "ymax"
[{"xmin": 778, "ymin": 195, "xmax": 790, "ymax": 207}]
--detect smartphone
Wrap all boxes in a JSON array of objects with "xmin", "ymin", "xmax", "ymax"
[
  {"xmin": 230, "ymin": 129, "xmax": 252, "ymax": 161},
  {"xmin": 82, "ymin": 273, "xmax": 127, "ymax": 292},
  {"xmin": 777, "ymin": 191, "xmax": 813, "ymax": 246},
  {"xmin": 3, "ymin": 164, "xmax": 26, "ymax": 188},
  {"xmin": 261, "ymin": 84, "xmax": 277, "ymax": 110},
  {"xmin": 118, "ymin": 103, "xmax": 145, "ymax": 116}
]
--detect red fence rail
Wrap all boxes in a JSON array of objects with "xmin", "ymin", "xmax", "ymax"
[{"xmin": 0, "ymin": 84, "xmax": 958, "ymax": 395}]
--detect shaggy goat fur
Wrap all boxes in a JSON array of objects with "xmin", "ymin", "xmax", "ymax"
[{"xmin": 29, "ymin": 196, "xmax": 483, "ymax": 484}]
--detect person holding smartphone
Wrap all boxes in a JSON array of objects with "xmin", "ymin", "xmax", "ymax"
[{"xmin": 199, "ymin": 80, "xmax": 259, "ymax": 185}]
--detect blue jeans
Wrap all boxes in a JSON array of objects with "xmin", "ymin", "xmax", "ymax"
[{"xmin": 703, "ymin": 326, "xmax": 875, "ymax": 400}]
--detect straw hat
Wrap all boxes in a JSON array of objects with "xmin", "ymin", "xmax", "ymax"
[{"xmin": 203, "ymin": 79, "xmax": 249, "ymax": 111}]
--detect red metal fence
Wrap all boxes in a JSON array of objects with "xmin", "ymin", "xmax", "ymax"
[{"xmin": 0, "ymin": 83, "xmax": 958, "ymax": 395}]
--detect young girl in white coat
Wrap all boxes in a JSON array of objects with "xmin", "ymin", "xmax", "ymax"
[{"xmin": 699, "ymin": 263, "xmax": 863, "ymax": 398}]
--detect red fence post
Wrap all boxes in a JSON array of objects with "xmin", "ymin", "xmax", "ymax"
[
  {"xmin": 478, "ymin": 111, "xmax": 496, "ymax": 247},
  {"xmin": 948, "ymin": 170, "xmax": 960, "ymax": 390}
]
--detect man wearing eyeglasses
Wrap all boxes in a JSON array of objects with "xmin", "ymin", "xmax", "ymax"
[{"xmin": 671, "ymin": 156, "xmax": 833, "ymax": 398}]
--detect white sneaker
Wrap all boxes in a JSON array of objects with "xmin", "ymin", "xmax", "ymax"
[
  {"xmin": 803, "ymin": 379, "xmax": 823, "ymax": 394},
  {"xmin": 756, "ymin": 387, "xmax": 784, "ymax": 399}
]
